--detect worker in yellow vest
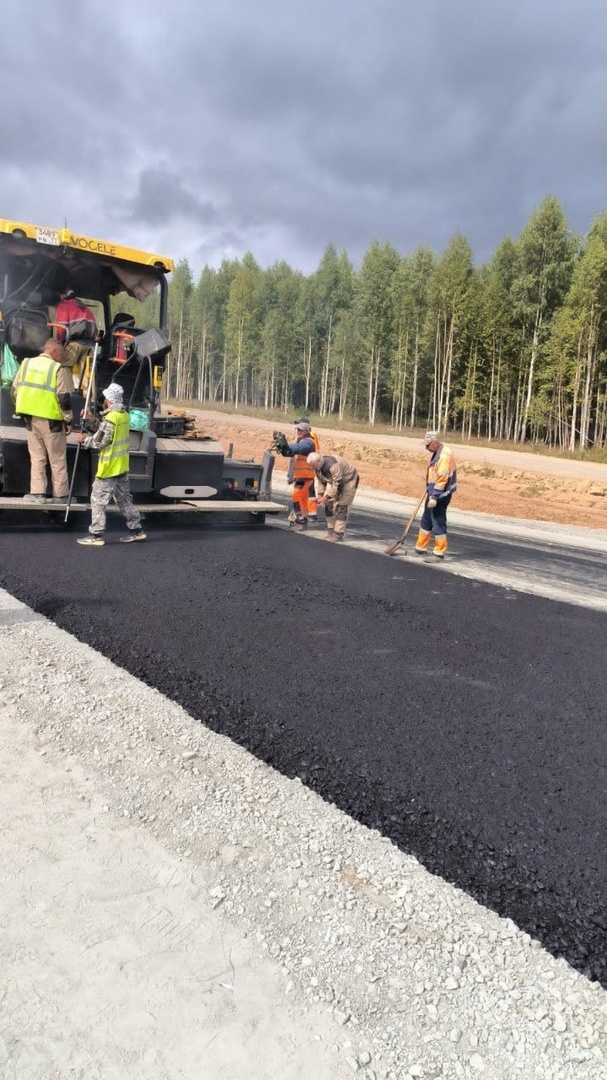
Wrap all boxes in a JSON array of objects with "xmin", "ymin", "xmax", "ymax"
[
  {"xmin": 75, "ymin": 382, "xmax": 146, "ymax": 547},
  {"xmin": 12, "ymin": 338, "xmax": 73, "ymax": 503}
]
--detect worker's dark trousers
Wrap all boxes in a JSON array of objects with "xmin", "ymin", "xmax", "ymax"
[{"xmin": 419, "ymin": 493, "xmax": 451, "ymax": 537}]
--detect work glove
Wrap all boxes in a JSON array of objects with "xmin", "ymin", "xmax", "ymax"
[
  {"xmin": 427, "ymin": 497, "xmax": 438, "ymax": 509},
  {"xmin": 271, "ymin": 431, "xmax": 289, "ymax": 455}
]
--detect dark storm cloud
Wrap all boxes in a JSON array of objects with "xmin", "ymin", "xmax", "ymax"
[
  {"xmin": 3, "ymin": 0, "xmax": 607, "ymax": 272},
  {"xmin": 123, "ymin": 167, "xmax": 218, "ymax": 227}
]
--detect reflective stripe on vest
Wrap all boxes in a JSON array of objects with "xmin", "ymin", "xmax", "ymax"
[
  {"xmin": 427, "ymin": 444, "xmax": 457, "ymax": 498},
  {"xmin": 97, "ymin": 409, "xmax": 130, "ymax": 479},
  {"xmin": 293, "ymin": 431, "xmax": 319, "ymax": 480},
  {"xmin": 14, "ymin": 356, "xmax": 63, "ymax": 421},
  {"xmin": 293, "ymin": 454, "xmax": 315, "ymax": 480}
]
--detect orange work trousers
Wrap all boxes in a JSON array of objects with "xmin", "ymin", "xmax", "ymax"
[{"xmin": 292, "ymin": 479, "xmax": 313, "ymax": 519}]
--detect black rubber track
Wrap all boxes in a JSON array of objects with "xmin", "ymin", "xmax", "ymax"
[{"xmin": 1, "ymin": 516, "xmax": 606, "ymax": 984}]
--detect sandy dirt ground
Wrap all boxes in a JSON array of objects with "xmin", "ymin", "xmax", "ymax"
[{"xmin": 177, "ymin": 409, "xmax": 607, "ymax": 530}]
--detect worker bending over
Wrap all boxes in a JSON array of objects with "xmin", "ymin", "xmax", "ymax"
[
  {"xmin": 307, "ymin": 452, "xmax": 359, "ymax": 542},
  {"xmin": 415, "ymin": 430, "xmax": 457, "ymax": 558}
]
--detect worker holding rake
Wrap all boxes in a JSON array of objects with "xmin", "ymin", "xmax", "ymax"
[{"xmin": 414, "ymin": 431, "xmax": 457, "ymax": 559}]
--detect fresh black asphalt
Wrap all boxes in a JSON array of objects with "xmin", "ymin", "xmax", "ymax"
[{"xmin": 1, "ymin": 513, "xmax": 605, "ymax": 985}]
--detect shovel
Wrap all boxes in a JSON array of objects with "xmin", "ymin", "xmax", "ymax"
[{"xmin": 384, "ymin": 490, "xmax": 426, "ymax": 556}]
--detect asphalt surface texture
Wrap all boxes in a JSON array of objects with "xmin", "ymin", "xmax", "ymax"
[
  {"xmin": 1, "ymin": 510, "xmax": 605, "ymax": 987},
  {"xmin": 315, "ymin": 500, "xmax": 607, "ymax": 612}
]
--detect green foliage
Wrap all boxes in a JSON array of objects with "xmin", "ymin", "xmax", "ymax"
[{"xmin": 152, "ymin": 197, "xmax": 607, "ymax": 449}]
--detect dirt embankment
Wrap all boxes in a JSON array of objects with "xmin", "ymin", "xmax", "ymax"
[{"xmin": 172, "ymin": 411, "xmax": 607, "ymax": 530}]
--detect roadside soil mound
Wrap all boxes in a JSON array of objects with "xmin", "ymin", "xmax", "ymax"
[{"xmin": 169, "ymin": 411, "xmax": 607, "ymax": 529}]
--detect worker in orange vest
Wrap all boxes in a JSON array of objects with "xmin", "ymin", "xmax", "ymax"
[
  {"xmin": 272, "ymin": 421, "xmax": 316, "ymax": 528},
  {"xmin": 414, "ymin": 430, "xmax": 457, "ymax": 558},
  {"xmin": 294, "ymin": 417, "xmax": 320, "ymax": 520}
]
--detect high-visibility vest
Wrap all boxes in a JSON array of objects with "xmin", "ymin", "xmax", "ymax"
[
  {"xmin": 427, "ymin": 444, "xmax": 457, "ymax": 498},
  {"xmin": 97, "ymin": 409, "xmax": 130, "ymax": 479},
  {"xmin": 293, "ymin": 449, "xmax": 315, "ymax": 480},
  {"xmin": 14, "ymin": 355, "xmax": 63, "ymax": 421},
  {"xmin": 292, "ymin": 431, "xmax": 318, "ymax": 481}
]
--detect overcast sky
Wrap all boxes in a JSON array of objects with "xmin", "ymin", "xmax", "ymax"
[{"xmin": 3, "ymin": 0, "xmax": 607, "ymax": 275}]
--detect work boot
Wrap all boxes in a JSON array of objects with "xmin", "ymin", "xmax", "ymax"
[
  {"xmin": 294, "ymin": 517, "xmax": 308, "ymax": 530},
  {"xmin": 50, "ymin": 496, "xmax": 67, "ymax": 504},
  {"xmin": 22, "ymin": 493, "xmax": 47, "ymax": 504},
  {"xmin": 433, "ymin": 536, "xmax": 447, "ymax": 559},
  {"xmin": 77, "ymin": 535, "xmax": 105, "ymax": 547},
  {"xmin": 120, "ymin": 531, "xmax": 147, "ymax": 543},
  {"xmin": 326, "ymin": 533, "xmax": 343, "ymax": 542},
  {"xmin": 414, "ymin": 528, "xmax": 431, "ymax": 554}
]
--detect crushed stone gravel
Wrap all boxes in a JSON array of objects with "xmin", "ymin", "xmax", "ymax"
[{"xmin": 0, "ymin": 588, "xmax": 605, "ymax": 1080}]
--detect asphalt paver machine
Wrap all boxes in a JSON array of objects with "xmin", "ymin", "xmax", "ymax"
[{"xmin": 0, "ymin": 218, "xmax": 281, "ymax": 523}]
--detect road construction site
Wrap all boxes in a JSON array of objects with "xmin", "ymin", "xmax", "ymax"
[{"xmin": 0, "ymin": 478, "xmax": 606, "ymax": 1079}]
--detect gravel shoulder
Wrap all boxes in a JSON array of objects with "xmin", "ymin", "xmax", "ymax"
[{"xmin": 1, "ymin": 589, "xmax": 605, "ymax": 1080}]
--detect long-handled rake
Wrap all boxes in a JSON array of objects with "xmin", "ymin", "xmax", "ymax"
[{"xmin": 384, "ymin": 490, "xmax": 426, "ymax": 556}]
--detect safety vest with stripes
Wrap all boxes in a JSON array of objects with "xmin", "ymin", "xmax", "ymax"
[
  {"xmin": 97, "ymin": 409, "xmax": 131, "ymax": 479},
  {"xmin": 427, "ymin": 444, "xmax": 457, "ymax": 499},
  {"xmin": 292, "ymin": 431, "xmax": 319, "ymax": 481},
  {"xmin": 14, "ymin": 355, "xmax": 63, "ymax": 421}
]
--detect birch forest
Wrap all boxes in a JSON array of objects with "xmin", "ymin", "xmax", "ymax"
[{"xmin": 130, "ymin": 196, "xmax": 607, "ymax": 450}]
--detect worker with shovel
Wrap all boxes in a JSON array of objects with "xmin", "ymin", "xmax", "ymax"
[{"xmin": 414, "ymin": 431, "xmax": 457, "ymax": 559}]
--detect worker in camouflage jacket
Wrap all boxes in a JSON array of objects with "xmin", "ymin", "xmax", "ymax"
[
  {"xmin": 76, "ymin": 382, "xmax": 146, "ymax": 547},
  {"xmin": 306, "ymin": 452, "xmax": 360, "ymax": 542}
]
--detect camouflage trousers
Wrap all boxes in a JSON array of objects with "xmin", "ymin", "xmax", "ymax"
[
  {"xmin": 89, "ymin": 474, "xmax": 142, "ymax": 536},
  {"xmin": 324, "ymin": 474, "xmax": 360, "ymax": 537}
]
